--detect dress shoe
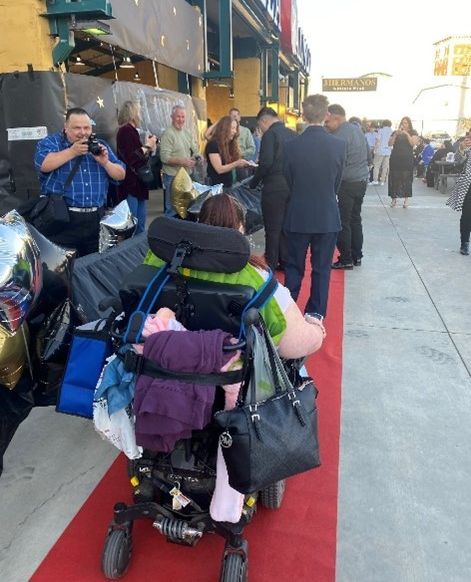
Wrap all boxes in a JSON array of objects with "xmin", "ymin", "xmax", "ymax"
[
  {"xmin": 332, "ymin": 260, "xmax": 353, "ymax": 270},
  {"xmin": 460, "ymin": 242, "xmax": 470, "ymax": 255},
  {"xmin": 353, "ymin": 258, "xmax": 362, "ymax": 266}
]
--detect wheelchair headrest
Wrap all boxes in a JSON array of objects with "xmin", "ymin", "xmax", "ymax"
[{"xmin": 147, "ymin": 216, "xmax": 250, "ymax": 274}]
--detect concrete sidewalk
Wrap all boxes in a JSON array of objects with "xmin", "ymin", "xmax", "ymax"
[
  {"xmin": 0, "ymin": 178, "xmax": 470, "ymax": 582},
  {"xmin": 337, "ymin": 178, "xmax": 471, "ymax": 582}
]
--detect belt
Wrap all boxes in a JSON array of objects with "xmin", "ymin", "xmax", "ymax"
[{"xmin": 68, "ymin": 206, "xmax": 99, "ymax": 213}]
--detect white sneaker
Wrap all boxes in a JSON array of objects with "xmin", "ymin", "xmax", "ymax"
[
  {"xmin": 380, "ymin": 182, "xmax": 385, "ymax": 186},
  {"xmin": 369, "ymin": 181, "xmax": 379, "ymax": 185}
]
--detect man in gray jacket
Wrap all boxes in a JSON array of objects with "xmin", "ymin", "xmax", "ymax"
[{"xmin": 325, "ymin": 104, "xmax": 370, "ymax": 268}]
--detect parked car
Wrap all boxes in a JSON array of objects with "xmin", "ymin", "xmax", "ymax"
[{"xmin": 424, "ymin": 131, "xmax": 452, "ymax": 148}]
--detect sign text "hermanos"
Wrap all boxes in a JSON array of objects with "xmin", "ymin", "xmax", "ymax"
[{"xmin": 322, "ymin": 78, "xmax": 378, "ymax": 92}]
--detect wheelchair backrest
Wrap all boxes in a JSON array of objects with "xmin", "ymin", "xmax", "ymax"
[
  {"xmin": 119, "ymin": 217, "xmax": 258, "ymax": 338},
  {"xmin": 120, "ymin": 264, "xmax": 255, "ymax": 336}
]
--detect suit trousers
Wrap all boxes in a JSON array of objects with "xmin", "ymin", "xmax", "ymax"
[
  {"xmin": 284, "ymin": 231, "xmax": 338, "ymax": 318},
  {"xmin": 261, "ymin": 188, "xmax": 290, "ymax": 271},
  {"xmin": 49, "ymin": 209, "xmax": 103, "ymax": 257},
  {"xmin": 336, "ymin": 180, "xmax": 367, "ymax": 264}
]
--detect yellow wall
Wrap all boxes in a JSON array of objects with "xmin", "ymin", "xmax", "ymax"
[
  {"xmin": 156, "ymin": 64, "xmax": 178, "ymax": 91},
  {"xmin": 233, "ymin": 58, "xmax": 261, "ymax": 116},
  {"xmin": 0, "ymin": 1, "xmax": 54, "ymax": 72},
  {"xmin": 206, "ymin": 57, "xmax": 261, "ymax": 122},
  {"xmin": 206, "ymin": 85, "xmax": 232, "ymax": 122}
]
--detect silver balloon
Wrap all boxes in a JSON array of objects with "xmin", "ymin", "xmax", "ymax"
[
  {"xmin": 0, "ymin": 211, "xmax": 42, "ymax": 334},
  {"xmin": 99, "ymin": 200, "xmax": 137, "ymax": 253}
]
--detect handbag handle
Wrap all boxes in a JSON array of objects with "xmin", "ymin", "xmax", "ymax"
[{"xmin": 243, "ymin": 315, "xmax": 295, "ymax": 407}]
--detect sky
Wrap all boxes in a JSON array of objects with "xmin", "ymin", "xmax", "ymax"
[{"xmin": 296, "ymin": 0, "xmax": 471, "ymax": 123}]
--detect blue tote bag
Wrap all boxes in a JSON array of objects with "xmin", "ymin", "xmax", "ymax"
[{"xmin": 56, "ymin": 322, "xmax": 113, "ymax": 419}]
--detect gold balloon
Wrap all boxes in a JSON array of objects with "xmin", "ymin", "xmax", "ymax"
[
  {"xmin": 0, "ymin": 323, "xmax": 29, "ymax": 390},
  {"xmin": 171, "ymin": 167, "xmax": 199, "ymax": 219}
]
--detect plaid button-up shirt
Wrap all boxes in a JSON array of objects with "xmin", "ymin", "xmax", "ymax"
[{"xmin": 34, "ymin": 132, "xmax": 125, "ymax": 208}]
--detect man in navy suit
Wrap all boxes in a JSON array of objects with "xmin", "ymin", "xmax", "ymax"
[{"xmin": 283, "ymin": 94, "xmax": 346, "ymax": 320}]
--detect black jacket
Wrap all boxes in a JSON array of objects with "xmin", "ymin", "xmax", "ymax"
[
  {"xmin": 283, "ymin": 125, "xmax": 346, "ymax": 233},
  {"xmin": 250, "ymin": 121, "xmax": 296, "ymax": 191}
]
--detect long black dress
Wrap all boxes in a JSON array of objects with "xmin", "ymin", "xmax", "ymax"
[{"xmin": 388, "ymin": 131, "xmax": 417, "ymax": 198}]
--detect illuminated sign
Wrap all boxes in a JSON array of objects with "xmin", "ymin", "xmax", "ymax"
[
  {"xmin": 452, "ymin": 44, "xmax": 471, "ymax": 75},
  {"xmin": 322, "ymin": 78, "xmax": 378, "ymax": 92},
  {"xmin": 255, "ymin": 0, "xmax": 281, "ymax": 30},
  {"xmin": 434, "ymin": 39, "xmax": 471, "ymax": 76}
]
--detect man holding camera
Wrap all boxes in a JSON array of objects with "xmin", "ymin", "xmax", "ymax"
[{"xmin": 34, "ymin": 107, "xmax": 125, "ymax": 256}]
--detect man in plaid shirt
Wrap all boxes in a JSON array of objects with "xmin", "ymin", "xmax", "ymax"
[{"xmin": 34, "ymin": 107, "xmax": 125, "ymax": 256}]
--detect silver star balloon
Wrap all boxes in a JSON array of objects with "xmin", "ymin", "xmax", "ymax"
[
  {"xmin": 0, "ymin": 211, "xmax": 42, "ymax": 334},
  {"xmin": 99, "ymin": 200, "xmax": 137, "ymax": 253}
]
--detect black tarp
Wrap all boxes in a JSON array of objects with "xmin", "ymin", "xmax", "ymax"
[
  {"xmin": 0, "ymin": 72, "xmax": 199, "ymax": 204},
  {"xmin": 72, "ymin": 233, "xmax": 149, "ymax": 321}
]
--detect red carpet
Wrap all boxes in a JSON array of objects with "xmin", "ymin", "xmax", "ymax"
[{"xmin": 32, "ymin": 267, "xmax": 345, "ymax": 582}]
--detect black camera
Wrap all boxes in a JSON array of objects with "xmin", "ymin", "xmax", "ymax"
[{"xmin": 87, "ymin": 133, "xmax": 102, "ymax": 156}]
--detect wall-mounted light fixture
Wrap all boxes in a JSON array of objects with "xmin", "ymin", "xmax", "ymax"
[
  {"xmin": 120, "ymin": 57, "xmax": 135, "ymax": 69},
  {"xmin": 74, "ymin": 20, "xmax": 111, "ymax": 36}
]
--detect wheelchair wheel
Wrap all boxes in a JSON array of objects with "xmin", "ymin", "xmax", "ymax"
[
  {"xmin": 102, "ymin": 527, "xmax": 132, "ymax": 579},
  {"xmin": 259, "ymin": 479, "xmax": 286, "ymax": 509},
  {"xmin": 220, "ymin": 552, "xmax": 247, "ymax": 582}
]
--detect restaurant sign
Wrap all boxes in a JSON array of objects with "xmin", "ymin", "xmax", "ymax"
[
  {"xmin": 322, "ymin": 78, "xmax": 378, "ymax": 92},
  {"xmin": 255, "ymin": 0, "xmax": 281, "ymax": 31}
]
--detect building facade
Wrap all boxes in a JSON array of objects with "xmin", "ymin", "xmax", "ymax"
[{"xmin": 0, "ymin": 0, "xmax": 310, "ymax": 197}]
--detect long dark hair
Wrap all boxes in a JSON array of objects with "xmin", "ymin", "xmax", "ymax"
[
  {"xmin": 211, "ymin": 116, "xmax": 240, "ymax": 164},
  {"xmin": 399, "ymin": 116, "xmax": 414, "ymax": 132},
  {"xmin": 199, "ymin": 194, "xmax": 267, "ymax": 270}
]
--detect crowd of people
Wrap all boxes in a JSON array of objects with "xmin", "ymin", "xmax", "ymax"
[{"xmin": 32, "ymin": 98, "xmax": 471, "ymax": 328}]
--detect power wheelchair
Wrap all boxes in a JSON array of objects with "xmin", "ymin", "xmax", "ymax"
[{"xmin": 100, "ymin": 217, "xmax": 305, "ymax": 581}]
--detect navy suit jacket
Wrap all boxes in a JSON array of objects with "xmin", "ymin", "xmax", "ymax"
[{"xmin": 283, "ymin": 125, "xmax": 346, "ymax": 233}]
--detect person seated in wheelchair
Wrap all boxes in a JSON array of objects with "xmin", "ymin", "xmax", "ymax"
[
  {"xmin": 142, "ymin": 193, "xmax": 325, "ymax": 358},
  {"xmin": 100, "ymin": 194, "xmax": 325, "ymax": 579}
]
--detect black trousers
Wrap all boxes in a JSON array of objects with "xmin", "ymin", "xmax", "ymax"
[
  {"xmin": 49, "ymin": 210, "xmax": 102, "ymax": 257},
  {"xmin": 284, "ymin": 231, "xmax": 338, "ymax": 318},
  {"xmin": 336, "ymin": 180, "xmax": 367, "ymax": 264},
  {"xmin": 460, "ymin": 184, "xmax": 471, "ymax": 244},
  {"xmin": 261, "ymin": 188, "xmax": 290, "ymax": 271}
]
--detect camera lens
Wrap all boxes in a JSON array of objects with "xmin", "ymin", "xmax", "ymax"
[{"xmin": 87, "ymin": 133, "xmax": 102, "ymax": 155}]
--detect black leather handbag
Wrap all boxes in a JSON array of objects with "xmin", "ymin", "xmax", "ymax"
[
  {"xmin": 123, "ymin": 148, "xmax": 161, "ymax": 189},
  {"xmin": 214, "ymin": 315, "xmax": 320, "ymax": 494},
  {"xmin": 28, "ymin": 194, "xmax": 70, "ymax": 236},
  {"xmin": 19, "ymin": 157, "xmax": 82, "ymax": 236},
  {"xmin": 135, "ymin": 157, "xmax": 155, "ymax": 188}
]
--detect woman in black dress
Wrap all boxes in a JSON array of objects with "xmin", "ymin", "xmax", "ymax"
[
  {"xmin": 388, "ymin": 116, "xmax": 418, "ymax": 208},
  {"xmin": 204, "ymin": 116, "xmax": 250, "ymax": 187}
]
